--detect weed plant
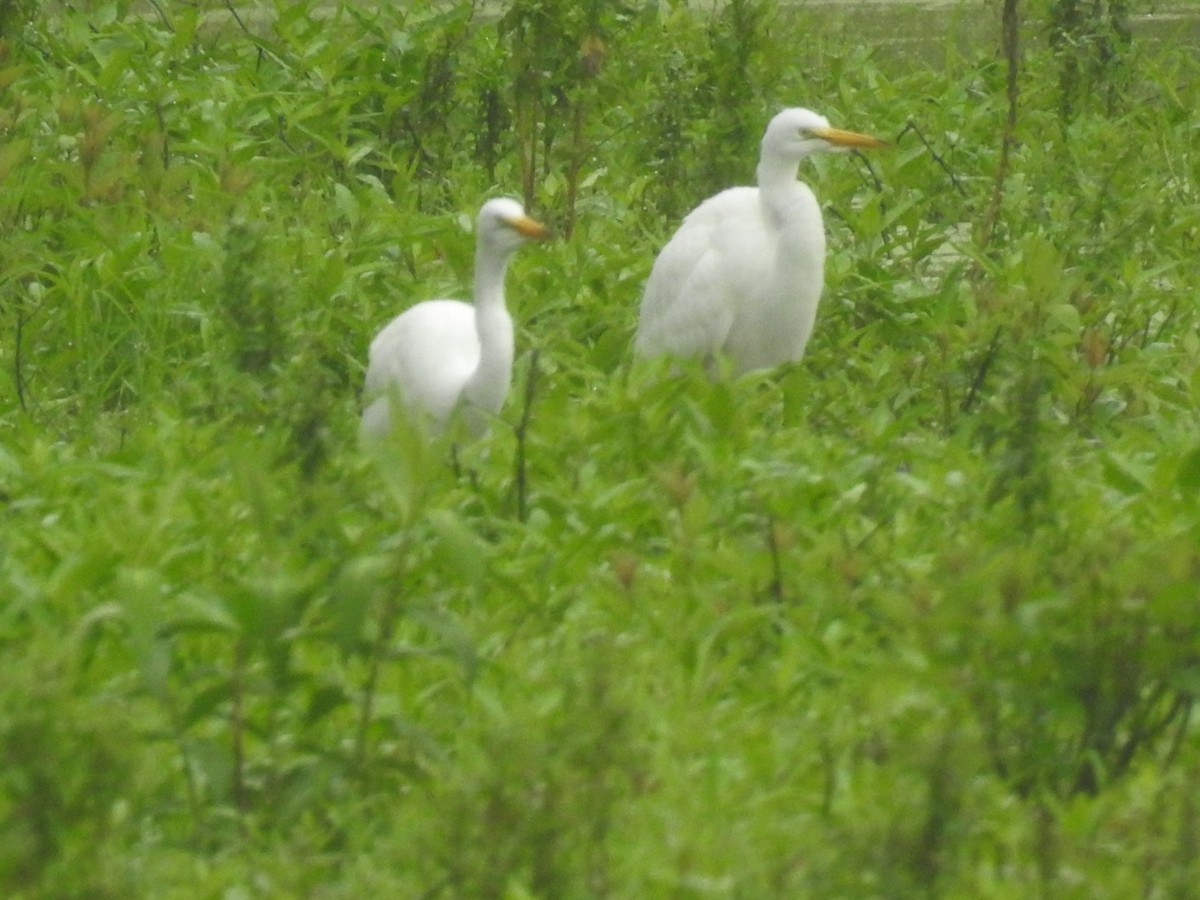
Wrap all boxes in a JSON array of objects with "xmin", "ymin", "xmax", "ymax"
[{"xmin": 1, "ymin": 0, "xmax": 1198, "ymax": 896}]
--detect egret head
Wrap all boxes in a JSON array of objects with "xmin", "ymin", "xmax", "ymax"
[
  {"xmin": 477, "ymin": 198, "xmax": 550, "ymax": 253},
  {"xmin": 763, "ymin": 107, "xmax": 888, "ymax": 159}
]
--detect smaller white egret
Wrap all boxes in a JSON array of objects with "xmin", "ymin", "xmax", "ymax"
[
  {"xmin": 361, "ymin": 198, "xmax": 549, "ymax": 439},
  {"xmin": 634, "ymin": 107, "xmax": 887, "ymax": 376}
]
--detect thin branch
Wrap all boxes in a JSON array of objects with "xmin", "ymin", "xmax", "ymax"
[
  {"xmin": 960, "ymin": 325, "xmax": 1005, "ymax": 414},
  {"xmin": 764, "ymin": 516, "xmax": 785, "ymax": 603},
  {"xmin": 354, "ymin": 594, "xmax": 400, "ymax": 772},
  {"xmin": 14, "ymin": 302, "xmax": 27, "ymax": 412},
  {"xmin": 977, "ymin": 0, "xmax": 1021, "ymax": 258},
  {"xmin": 230, "ymin": 639, "xmax": 247, "ymax": 812},
  {"xmin": 155, "ymin": 103, "xmax": 171, "ymax": 170},
  {"xmin": 1163, "ymin": 696, "xmax": 1194, "ymax": 768},
  {"xmin": 222, "ymin": 0, "xmax": 288, "ymax": 72},
  {"xmin": 513, "ymin": 349, "xmax": 541, "ymax": 523},
  {"xmin": 1148, "ymin": 298, "xmax": 1180, "ymax": 346},
  {"xmin": 896, "ymin": 120, "xmax": 967, "ymax": 196},
  {"xmin": 275, "ymin": 114, "xmax": 301, "ymax": 157},
  {"xmin": 222, "ymin": 0, "xmax": 252, "ymax": 37},
  {"xmin": 146, "ymin": 0, "xmax": 174, "ymax": 32},
  {"xmin": 852, "ymin": 148, "xmax": 885, "ymax": 193}
]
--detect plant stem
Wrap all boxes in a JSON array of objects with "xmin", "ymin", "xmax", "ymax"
[
  {"xmin": 978, "ymin": 0, "xmax": 1021, "ymax": 258},
  {"xmin": 355, "ymin": 594, "xmax": 400, "ymax": 772},
  {"xmin": 230, "ymin": 638, "xmax": 247, "ymax": 812},
  {"xmin": 514, "ymin": 349, "xmax": 541, "ymax": 523}
]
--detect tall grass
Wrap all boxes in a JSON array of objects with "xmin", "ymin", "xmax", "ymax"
[{"xmin": 1, "ymin": 0, "xmax": 1198, "ymax": 896}]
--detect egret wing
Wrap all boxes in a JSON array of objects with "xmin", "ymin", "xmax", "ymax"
[
  {"xmin": 635, "ymin": 188, "xmax": 768, "ymax": 362},
  {"xmin": 636, "ymin": 244, "xmax": 734, "ymax": 359},
  {"xmin": 365, "ymin": 299, "xmax": 479, "ymax": 423}
]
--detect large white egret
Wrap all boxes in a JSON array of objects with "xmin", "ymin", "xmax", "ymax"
[
  {"xmin": 634, "ymin": 107, "xmax": 886, "ymax": 376},
  {"xmin": 361, "ymin": 198, "xmax": 549, "ymax": 439}
]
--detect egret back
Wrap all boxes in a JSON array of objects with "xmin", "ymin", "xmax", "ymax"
[{"xmin": 363, "ymin": 299, "xmax": 480, "ymax": 430}]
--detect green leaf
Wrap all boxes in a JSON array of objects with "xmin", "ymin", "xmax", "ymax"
[
  {"xmin": 333, "ymin": 181, "xmax": 360, "ymax": 228},
  {"xmin": 1177, "ymin": 445, "xmax": 1200, "ymax": 495},
  {"xmin": 427, "ymin": 508, "xmax": 490, "ymax": 585},
  {"xmin": 0, "ymin": 138, "xmax": 31, "ymax": 182},
  {"xmin": 1101, "ymin": 452, "xmax": 1148, "ymax": 495},
  {"xmin": 304, "ymin": 685, "xmax": 350, "ymax": 727},
  {"xmin": 345, "ymin": 142, "xmax": 376, "ymax": 170},
  {"xmin": 332, "ymin": 553, "xmax": 394, "ymax": 651},
  {"xmin": 182, "ymin": 681, "xmax": 234, "ymax": 729}
]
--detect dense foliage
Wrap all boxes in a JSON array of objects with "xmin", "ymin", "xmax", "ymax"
[{"xmin": 1, "ymin": 0, "xmax": 1198, "ymax": 896}]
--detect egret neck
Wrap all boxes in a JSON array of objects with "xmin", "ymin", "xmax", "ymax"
[
  {"xmin": 754, "ymin": 144, "xmax": 827, "ymax": 370},
  {"xmin": 756, "ymin": 151, "xmax": 807, "ymax": 224},
  {"xmin": 463, "ymin": 241, "xmax": 516, "ymax": 418}
]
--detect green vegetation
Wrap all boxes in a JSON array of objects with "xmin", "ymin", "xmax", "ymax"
[{"xmin": 2, "ymin": 0, "xmax": 1198, "ymax": 895}]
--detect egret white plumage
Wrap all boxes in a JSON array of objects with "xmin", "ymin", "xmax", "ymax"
[
  {"xmin": 634, "ymin": 107, "xmax": 886, "ymax": 376},
  {"xmin": 361, "ymin": 198, "xmax": 549, "ymax": 439}
]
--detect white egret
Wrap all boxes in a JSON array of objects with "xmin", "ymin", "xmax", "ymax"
[
  {"xmin": 361, "ymin": 198, "xmax": 549, "ymax": 439},
  {"xmin": 633, "ymin": 107, "xmax": 886, "ymax": 376}
]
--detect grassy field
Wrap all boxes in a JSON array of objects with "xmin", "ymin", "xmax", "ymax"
[{"xmin": 2, "ymin": 0, "xmax": 1199, "ymax": 896}]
